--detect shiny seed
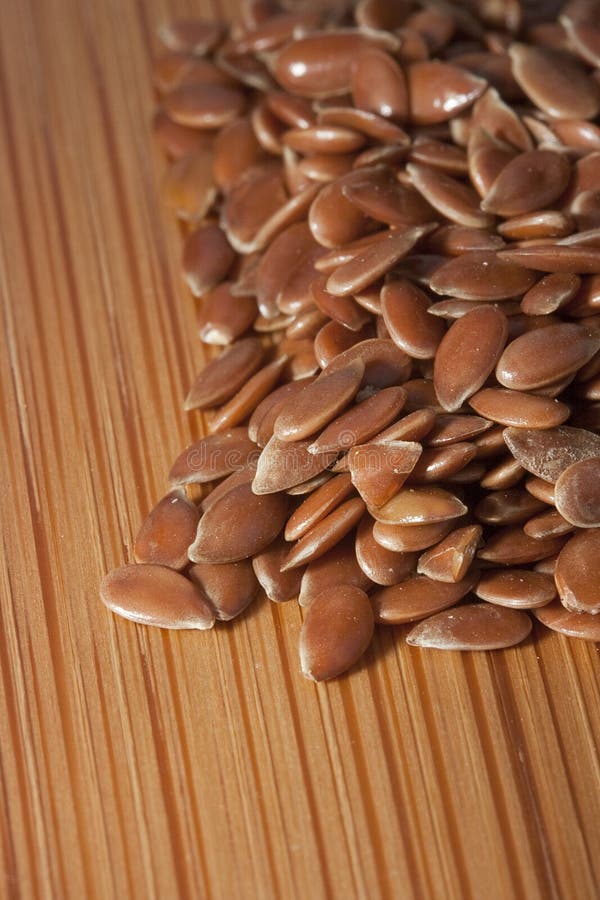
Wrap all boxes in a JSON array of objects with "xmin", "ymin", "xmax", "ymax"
[
  {"xmin": 248, "ymin": 377, "xmax": 314, "ymax": 446},
  {"xmin": 533, "ymin": 599, "xmax": 600, "ymax": 640},
  {"xmin": 253, "ymin": 434, "xmax": 335, "ymax": 494},
  {"xmin": 169, "ymin": 429, "xmax": 258, "ymax": 485},
  {"xmin": 430, "ymin": 251, "xmax": 536, "ymax": 301},
  {"xmin": 475, "ymin": 488, "xmax": 545, "ymax": 526},
  {"xmin": 309, "ymin": 386, "xmax": 407, "ymax": 455},
  {"xmin": 478, "ymin": 526, "xmax": 566, "ymax": 565},
  {"xmin": 407, "ymin": 162, "xmax": 495, "ymax": 228},
  {"xmin": 349, "ymin": 440, "xmax": 422, "ymax": 508},
  {"xmin": 373, "ymin": 571, "xmax": 477, "ymax": 625},
  {"xmin": 184, "ymin": 337, "xmax": 264, "ymax": 410},
  {"xmin": 475, "ymin": 569, "xmax": 556, "ymax": 609},
  {"xmin": 469, "ymin": 388, "xmax": 570, "ymax": 429},
  {"xmin": 426, "ymin": 414, "xmax": 492, "ymax": 446},
  {"xmin": 555, "ymin": 529, "xmax": 600, "ymax": 613},
  {"xmin": 183, "ymin": 226, "xmax": 235, "ymax": 299},
  {"xmin": 355, "ymin": 516, "xmax": 417, "ymax": 586},
  {"xmin": 520, "ymin": 273, "xmax": 581, "ymax": 316},
  {"xmin": 509, "ymin": 42, "xmax": 600, "ymax": 120},
  {"xmin": 282, "ymin": 497, "xmax": 365, "ymax": 570},
  {"xmin": 407, "ymin": 61, "xmax": 486, "ymax": 125},
  {"xmin": 298, "ymin": 535, "xmax": 373, "ymax": 607},
  {"xmin": 499, "ymin": 212, "xmax": 575, "ymax": 243},
  {"xmin": 165, "ymin": 83, "xmax": 246, "ymax": 129},
  {"xmin": 523, "ymin": 508, "xmax": 574, "ymax": 540},
  {"xmin": 409, "ymin": 442, "xmax": 477, "ymax": 483},
  {"xmin": 373, "ymin": 519, "xmax": 455, "ymax": 552},
  {"xmin": 208, "ymin": 357, "xmax": 288, "ymax": 432},
  {"xmin": 370, "ymin": 485, "xmax": 466, "ymax": 525},
  {"xmin": 381, "ymin": 279, "xmax": 445, "ymax": 359},
  {"xmin": 158, "ymin": 19, "xmax": 224, "ymax": 55},
  {"xmin": 351, "ymin": 48, "xmax": 409, "ymax": 121},
  {"xmin": 134, "ymin": 491, "xmax": 200, "ymax": 571},
  {"xmin": 496, "ymin": 323, "xmax": 600, "ymax": 391},
  {"xmin": 188, "ymin": 559, "xmax": 258, "ymax": 620},
  {"xmin": 481, "ymin": 150, "xmax": 571, "ymax": 217},
  {"xmin": 417, "ymin": 524, "xmax": 482, "ymax": 583},
  {"xmin": 197, "ymin": 283, "xmax": 256, "ymax": 345},
  {"xmin": 406, "ymin": 603, "xmax": 532, "ymax": 650},
  {"xmin": 285, "ymin": 473, "xmax": 354, "ymax": 541},
  {"xmin": 213, "ymin": 118, "xmax": 265, "ymax": 192},
  {"xmin": 274, "ymin": 359, "xmax": 363, "ymax": 441},
  {"xmin": 299, "ymin": 584, "xmax": 374, "ymax": 681},
  {"xmin": 554, "ymin": 458, "xmax": 600, "ymax": 527},
  {"xmin": 162, "ymin": 148, "xmax": 216, "ymax": 221},
  {"xmin": 283, "ymin": 125, "xmax": 366, "ymax": 155},
  {"xmin": 323, "ymin": 338, "xmax": 412, "ymax": 389},
  {"xmin": 252, "ymin": 536, "xmax": 304, "ymax": 602},
  {"xmin": 498, "ymin": 245, "xmax": 600, "ymax": 274}
]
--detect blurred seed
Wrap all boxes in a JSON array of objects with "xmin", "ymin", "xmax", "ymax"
[
  {"xmin": 554, "ymin": 457, "xmax": 600, "ymax": 526},
  {"xmin": 183, "ymin": 226, "xmax": 235, "ymax": 299},
  {"xmin": 165, "ymin": 82, "xmax": 246, "ymax": 129},
  {"xmin": 407, "ymin": 60, "xmax": 486, "ymax": 125},
  {"xmin": 509, "ymin": 42, "xmax": 600, "ymax": 120},
  {"xmin": 475, "ymin": 488, "xmax": 545, "ymax": 526},
  {"xmin": 213, "ymin": 118, "xmax": 266, "ymax": 192},
  {"xmin": 555, "ymin": 529, "xmax": 600, "ymax": 613},
  {"xmin": 373, "ymin": 571, "xmax": 477, "ymax": 625},
  {"xmin": 162, "ymin": 148, "xmax": 217, "ymax": 221},
  {"xmin": 319, "ymin": 107, "xmax": 410, "ymax": 145},
  {"xmin": 472, "ymin": 87, "xmax": 533, "ymax": 151},
  {"xmin": 351, "ymin": 47, "xmax": 409, "ymax": 121},
  {"xmin": 284, "ymin": 125, "xmax": 366, "ymax": 155},
  {"xmin": 184, "ymin": 338, "xmax": 264, "ymax": 410},
  {"xmin": 188, "ymin": 559, "xmax": 259, "ymax": 620},
  {"xmin": 300, "ymin": 584, "xmax": 374, "ymax": 681},
  {"xmin": 153, "ymin": 108, "xmax": 214, "ymax": 159},
  {"xmin": 406, "ymin": 603, "xmax": 532, "ymax": 650}
]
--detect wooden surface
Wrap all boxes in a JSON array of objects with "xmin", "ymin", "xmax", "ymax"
[{"xmin": 1, "ymin": 2, "xmax": 599, "ymax": 898}]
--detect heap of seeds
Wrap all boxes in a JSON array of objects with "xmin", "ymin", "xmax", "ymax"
[{"xmin": 101, "ymin": 0, "xmax": 600, "ymax": 680}]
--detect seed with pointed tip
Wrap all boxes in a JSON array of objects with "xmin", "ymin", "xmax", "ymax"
[
  {"xmin": 134, "ymin": 491, "xmax": 200, "ymax": 571},
  {"xmin": 300, "ymin": 585, "xmax": 374, "ymax": 681},
  {"xmin": 274, "ymin": 359, "xmax": 364, "ymax": 441},
  {"xmin": 188, "ymin": 560, "xmax": 259, "ymax": 621},
  {"xmin": 406, "ymin": 603, "xmax": 532, "ymax": 650}
]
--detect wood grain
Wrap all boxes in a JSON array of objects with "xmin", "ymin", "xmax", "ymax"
[{"xmin": 0, "ymin": 2, "xmax": 599, "ymax": 898}]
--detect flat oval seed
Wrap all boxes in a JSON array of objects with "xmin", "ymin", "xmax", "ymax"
[
  {"xmin": 434, "ymin": 306, "xmax": 508, "ymax": 412},
  {"xmin": 197, "ymin": 283, "xmax": 256, "ymax": 346},
  {"xmin": 469, "ymin": 388, "xmax": 570, "ymax": 429},
  {"xmin": 308, "ymin": 386, "xmax": 407, "ymax": 455},
  {"xmin": 408, "ymin": 443, "xmax": 477, "ymax": 483},
  {"xmin": 134, "ymin": 491, "xmax": 200, "ymax": 570},
  {"xmin": 355, "ymin": 516, "xmax": 417, "ymax": 586},
  {"xmin": 504, "ymin": 426, "xmax": 600, "ymax": 482},
  {"xmin": 406, "ymin": 603, "xmax": 532, "ymax": 650},
  {"xmin": 309, "ymin": 168, "xmax": 378, "ymax": 248},
  {"xmin": 283, "ymin": 125, "xmax": 366, "ymax": 155},
  {"xmin": 165, "ymin": 83, "xmax": 246, "ymax": 129},
  {"xmin": 374, "ymin": 408, "xmax": 437, "ymax": 444},
  {"xmin": 371, "ymin": 486, "xmax": 467, "ymax": 525},
  {"xmin": 248, "ymin": 377, "xmax": 313, "ymax": 446},
  {"xmin": 373, "ymin": 571, "xmax": 477, "ymax": 625},
  {"xmin": 162, "ymin": 148, "xmax": 216, "ymax": 222},
  {"xmin": 381, "ymin": 279, "xmax": 445, "ymax": 359},
  {"xmin": 426, "ymin": 414, "xmax": 493, "ymax": 446},
  {"xmin": 285, "ymin": 474, "xmax": 354, "ymax": 541},
  {"xmin": 555, "ymin": 458, "xmax": 600, "ymax": 527},
  {"xmin": 478, "ymin": 527, "xmax": 566, "ymax": 565},
  {"xmin": 475, "ymin": 569, "xmax": 556, "ymax": 609},
  {"xmin": 373, "ymin": 519, "xmax": 455, "ymax": 552},
  {"xmin": 417, "ymin": 524, "xmax": 482, "ymax": 583},
  {"xmin": 499, "ymin": 212, "xmax": 575, "ymax": 242},
  {"xmin": 407, "ymin": 61, "xmax": 486, "ymax": 125},
  {"xmin": 188, "ymin": 560, "xmax": 259, "ymax": 620},
  {"xmin": 189, "ymin": 480, "xmax": 287, "ymax": 564},
  {"xmin": 300, "ymin": 585, "xmax": 374, "ymax": 681},
  {"xmin": 208, "ymin": 357, "xmax": 288, "ymax": 433},
  {"xmin": 252, "ymin": 536, "xmax": 304, "ymax": 603},
  {"xmin": 509, "ymin": 43, "xmax": 600, "ymax": 120},
  {"xmin": 342, "ymin": 174, "xmax": 435, "ymax": 228},
  {"xmin": 533, "ymin": 599, "xmax": 600, "ymax": 640},
  {"xmin": 555, "ymin": 529, "xmax": 600, "ymax": 613},
  {"xmin": 481, "ymin": 150, "xmax": 571, "ymax": 216},
  {"xmin": 351, "ymin": 48, "xmax": 409, "ymax": 121},
  {"xmin": 213, "ymin": 118, "xmax": 265, "ymax": 192},
  {"xmin": 100, "ymin": 564, "xmax": 215, "ymax": 630},
  {"xmin": 520, "ymin": 273, "xmax": 581, "ymax": 315},
  {"xmin": 498, "ymin": 245, "xmax": 600, "ymax": 274},
  {"xmin": 253, "ymin": 435, "xmax": 335, "ymax": 494},
  {"xmin": 274, "ymin": 359, "xmax": 364, "ymax": 441},
  {"xmin": 182, "ymin": 225, "xmax": 235, "ymax": 297},
  {"xmin": 429, "ymin": 251, "xmax": 536, "ymax": 301},
  {"xmin": 220, "ymin": 163, "xmax": 287, "ymax": 252},
  {"xmin": 407, "ymin": 162, "xmax": 495, "ymax": 228},
  {"xmin": 525, "ymin": 476, "xmax": 555, "ymax": 505},
  {"xmin": 349, "ymin": 441, "xmax": 422, "ymax": 508},
  {"xmin": 324, "ymin": 338, "xmax": 412, "ymax": 389},
  {"xmin": 496, "ymin": 323, "xmax": 600, "ymax": 391},
  {"xmin": 298, "ymin": 535, "xmax": 373, "ymax": 607},
  {"xmin": 158, "ymin": 19, "xmax": 224, "ymax": 55},
  {"xmin": 184, "ymin": 338, "xmax": 264, "ymax": 410},
  {"xmin": 169, "ymin": 430, "xmax": 258, "ymax": 485},
  {"xmin": 475, "ymin": 489, "xmax": 545, "ymax": 526},
  {"xmin": 282, "ymin": 497, "xmax": 366, "ymax": 570}
]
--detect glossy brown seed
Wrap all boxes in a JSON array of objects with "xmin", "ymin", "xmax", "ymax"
[
  {"xmin": 381, "ymin": 279, "xmax": 445, "ymax": 360},
  {"xmin": 208, "ymin": 357, "xmax": 288, "ymax": 432},
  {"xmin": 499, "ymin": 212, "xmax": 574, "ymax": 243},
  {"xmin": 509, "ymin": 43, "xmax": 600, "ymax": 120},
  {"xmin": 298, "ymin": 534, "xmax": 373, "ymax": 607},
  {"xmin": 409, "ymin": 443, "xmax": 476, "ymax": 483},
  {"xmin": 371, "ymin": 485, "xmax": 466, "ymax": 525},
  {"xmin": 480, "ymin": 457, "xmax": 525, "ymax": 491},
  {"xmin": 100, "ymin": 564, "xmax": 215, "ymax": 630},
  {"xmin": 426, "ymin": 414, "xmax": 492, "ymax": 446},
  {"xmin": 525, "ymin": 476, "xmax": 555, "ymax": 505},
  {"xmin": 374, "ymin": 407, "xmax": 437, "ymax": 444},
  {"xmin": 469, "ymin": 388, "xmax": 570, "ymax": 429},
  {"xmin": 183, "ymin": 226, "xmax": 235, "ymax": 299},
  {"xmin": 349, "ymin": 441, "xmax": 422, "ymax": 508},
  {"xmin": 274, "ymin": 359, "xmax": 363, "ymax": 441},
  {"xmin": 134, "ymin": 491, "xmax": 200, "ymax": 571},
  {"xmin": 282, "ymin": 497, "xmax": 365, "ymax": 570},
  {"xmin": 481, "ymin": 151, "xmax": 571, "ymax": 217},
  {"xmin": 300, "ymin": 584, "xmax": 374, "ymax": 681},
  {"xmin": 475, "ymin": 569, "xmax": 556, "ymax": 609},
  {"xmin": 298, "ymin": 153, "xmax": 356, "ymax": 182},
  {"xmin": 351, "ymin": 48, "xmax": 408, "ymax": 121},
  {"xmin": 373, "ymin": 571, "xmax": 477, "ymax": 625},
  {"xmin": 407, "ymin": 162, "xmax": 494, "ymax": 228},
  {"xmin": 153, "ymin": 108, "xmax": 214, "ymax": 159},
  {"xmin": 253, "ymin": 434, "xmax": 335, "ymax": 494},
  {"xmin": 406, "ymin": 603, "xmax": 532, "ymax": 650},
  {"xmin": 285, "ymin": 473, "xmax": 354, "ymax": 541},
  {"xmin": 554, "ymin": 458, "xmax": 600, "ymax": 527},
  {"xmin": 498, "ymin": 245, "xmax": 600, "ymax": 274},
  {"xmin": 373, "ymin": 519, "xmax": 455, "ymax": 553},
  {"xmin": 313, "ymin": 321, "xmax": 374, "ymax": 369},
  {"xmin": 212, "ymin": 118, "xmax": 266, "ymax": 192},
  {"xmin": 267, "ymin": 91, "xmax": 315, "ymax": 129},
  {"xmin": 319, "ymin": 108, "xmax": 410, "ymax": 146},
  {"xmin": 468, "ymin": 128, "xmax": 519, "ymax": 200},
  {"xmin": 324, "ymin": 338, "xmax": 412, "ymax": 389},
  {"xmin": 308, "ymin": 168, "xmax": 378, "ymax": 248},
  {"xmin": 162, "ymin": 148, "xmax": 216, "ymax": 221},
  {"xmin": 152, "ymin": 53, "xmax": 233, "ymax": 94},
  {"xmin": 251, "ymin": 536, "xmax": 303, "ymax": 603},
  {"xmin": 256, "ymin": 222, "xmax": 317, "ymax": 318},
  {"xmin": 283, "ymin": 125, "xmax": 366, "ymax": 155},
  {"xmin": 475, "ymin": 488, "xmax": 545, "ymax": 526},
  {"xmin": 220, "ymin": 163, "xmax": 287, "ymax": 252},
  {"xmin": 158, "ymin": 19, "xmax": 224, "ymax": 55},
  {"xmin": 504, "ymin": 425, "xmax": 600, "ymax": 483},
  {"xmin": 164, "ymin": 83, "xmax": 246, "ymax": 129},
  {"xmin": 342, "ymin": 173, "xmax": 435, "ymax": 228},
  {"xmin": 355, "ymin": 516, "xmax": 417, "ymax": 586},
  {"xmin": 310, "ymin": 276, "xmax": 371, "ymax": 332},
  {"xmin": 555, "ymin": 529, "xmax": 600, "ymax": 614},
  {"xmin": 429, "ymin": 251, "xmax": 536, "ymax": 301},
  {"xmin": 407, "ymin": 61, "xmax": 486, "ymax": 125},
  {"xmin": 169, "ymin": 430, "xmax": 258, "ymax": 485},
  {"xmin": 533, "ymin": 599, "xmax": 600, "ymax": 640},
  {"xmin": 188, "ymin": 559, "xmax": 259, "ymax": 620},
  {"xmin": 478, "ymin": 527, "xmax": 566, "ymax": 565},
  {"xmin": 523, "ymin": 509, "xmax": 574, "ymax": 540},
  {"xmin": 248, "ymin": 377, "xmax": 312, "ymax": 446},
  {"xmin": 520, "ymin": 273, "xmax": 580, "ymax": 316},
  {"xmin": 309, "ymin": 386, "xmax": 407, "ymax": 456},
  {"xmin": 471, "ymin": 87, "xmax": 533, "ymax": 152},
  {"xmin": 410, "ymin": 140, "xmax": 468, "ymax": 176},
  {"xmin": 434, "ymin": 306, "xmax": 508, "ymax": 412},
  {"xmin": 425, "ymin": 224, "xmax": 504, "ymax": 256},
  {"xmin": 417, "ymin": 524, "xmax": 482, "ymax": 583},
  {"xmin": 189, "ymin": 479, "xmax": 287, "ymax": 564},
  {"xmin": 184, "ymin": 338, "xmax": 264, "ymax": 411},
  {"xmin": 196, "ymin": 283, "xmax": 256, "ymax": 346},
  {"xmin": 495, "ymin": 324, "xmax": 600, "ymax": 391}
]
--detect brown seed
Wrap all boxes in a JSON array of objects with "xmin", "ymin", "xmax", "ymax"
[
  {"xmin": 475, "ymin": 569, "xmax": 556, "ymax": 609},
  {"xmin": 471, "ymin": 87, "xmax": 533, "ymax": 152},
  {"xmin": 153, "ymin": 53, "xmax": 234, "ymax": 94},
  {"xmin": 309, "ymin": 386, "xmax": 407, "ymax": 455},
  {"xmin": 475, "ymin": 488, "xmax": 545, "ymax": 526},
  {"xmin": 220, "ymin": 163, "xmax": 287, "ymax": 253},
  {"xmin": 554, "ymin": 458, "xmax": 600, "ymax": 527},
  {"xmin": 267, "ymin": 91, "xmax": 315, "ymax": 129},
  {"xmin": 409, "ymin": 442, "xmax": 477, "ymax": 483},
  {"xmin": 373, "ymin": 519, "xmax": 455, "ymax": 553},
  {"xmin": 381, "ymin": 279, "xmax": 445, "ymax": 359},
  {"xmin": 314, "ymin": 321, "xmax": 374, "ymax": 369},
  {"xmin": 525, "ymin": 476, "xmax": 555, "ymax": 505},
  {"xmin": 183, "ymin": 226, "xmax": 235, "ymax": 299},
  {"xmin": 248, "ymin": 377, "xmax": 313, "ymax": 446},
  {"xmin": 299, "ymin": 153, "xmax": 357, "ymax": 182},
  {"xmin": 417, "ymin": 524, "xmax": 482, "ymax": 583},
  {"xmin": 410, "ymin": 140, "xmax": 468, "ymax": 177},
  {"xmin": 208, "ymin": 357, "xmax": 288, "ymax": 432},
  {"xmin": 162, "ymin": 148, "xmax": 217, "ymax": 221},
  {"xmin": 426, "ymin": 414, "xmax": 492, "ymax": 446},
  {"xmin": 319, "ymin": 107, "xmax": 410, "ymax": 146},
  {"xmin": 134, "ymin": 491, "xmax": 200, "ymax": 571},
  {"xmin": 285, "ymin": 473, "xmax": 354, "ymax": 541},
  {"xmin": 188, "ymin": 559, "xmax": 259, "ymax": 620},
  {"xmin": 298, "ymin": 534, "xmax": 373, "ymax": 607},
  {"xmin": 100, "ymin": 564, "xmax": 215, "ymax": 630},
  {"xmin": 434, "ymin": 306, "xmax": 508, "ymax": 412},
  {"xmin": 407, "ymin": 61, "xmax": 486, "ymax": 125},
  {"xmin": 234, "ymin": 10, "xmax": 322, "ymax": 55},
  {"xmin": 370, "ymin": 485, "xmax": 466, "ymax": 525},
  {"xmin": 478, "ymin": 526, "xmax": 566, "ymax": 565},
  {"xmin": 504, "ymin": 425, "xmax": 600, "ymax": 483},
  {"xmin": 196, "ymin": 283, "xmax": 256, "ymax": 346},
  {"xmin": 274, "ymin": 359, "xmax": 363, "ymax": 441},
  {"xmin": 351, "ymin": 47, "xmax": 409, "ymax": 121},
  {"xmin": 343, "ymin": 175, "xmax": 435, "ymax": 230},
  {"xmin": 498, "ymin": 212, "xmax": 574, "ymax": 243},
  {"xmin": 349, "ymin": 440, "xmax": 422, "ymax": 508},
  {"xmin": 533, "ymin": 599, "xmax": 600, "ymax": 640},
  {"xmin": 283, "ymin": 125, "xmax": 366, "ymax": 155},
  {"xmin": 520, "ymin": 273, "xmax": 580, "ymax": 316},
  {"xmin": 164, "ymin": 82, "xmax": 246, "ymax": 129},
  {"xmin": 251, "ymin": 536, "xmax": 304, "ymax": 603},
  {"xmin": 374, "ymin": 407, "xmax": 437, "ymax": 444},
  {"xmin": 158, "ymin": 19, "xmax": 225, "ymax": 55},
  {"xmin": 509, "ymin": 43, "xmax": 600, "ymax": 120},
  {"xmin": 430, "ymin": 251, "xmax": 536, "ymax": 302},
  {"xmin": 407, "ymin": 162, "xmax": 495, "ymax": 228},
  {"xmin": 555, "ymin": 529, "xmax": 600, "ymax": 614},
  {"xmin": 425, "ymin": 223, "xmax": 505, "ymax": 256},
  {"xmin": 189, "ymin": 479, "xmax": 287, "ymax": 563},
  {"xmin": 469, "ymin": 388, "xmax": 570, "ymax": 429},
  {"xmin": 309, "ymin": 168, "xmax": 378, "ymax": 248},
  {"xmin": 253, "ymin": 434, "xmax": 335, "ymax": 494},
  {"xmin": 283, "ymin": 497, "xmax": 366, "ymax": 570},
  {"xmin": 495, "ymin": 323, "xmax": 600, "ymax": 391},
  {"xmin": 256, "ymin": 222, "xmax": 318, "ymax": 319},
  {"xmin": 323, "ymin": 338, "xmax": 412, "ymax": 389},
  {"xmin": 480, "ymin": 457, "xmax": 525, "ymax": 491},
  {"xmin": 481, "ymin": 150, "xmax": 571, "ymax": 217},
  {"xmin": 300, "ymin": 584, "xmax": 374, "ymax": 681},
  {"xmin": 355, "ymin": 515, "xmax": 417, "ymax": 586},
  {"xmin": 406, "ymin": 603, "xmax": 532, "ymax": 650},
  {"xmin": 523, "ymin": 509, "xmax": 574, "ymax": 540},
  {"xmin": 184, "ymin": 338, "xmax": 264, "ymax": 411},
  {"xmin": 169, "ymin": 430, "xmax": 258, "ymax": 485},
  {"xmin": 311, "ymin": 275, "xmax": 371, "ymax": 332},
  {"xmin": 153, "ymin": 105, "xmax": 215, "ymax": 158},
  {"xmin": 373, "ymin": 570, "xmax": 477, "ymax": 625},
  {"xmin": 498, "ymin": 245, "xmax": 600, "ymax": 274},
  {"xmin": 212, "ymin": 118, "xmax": 266, "ymax": 192}
]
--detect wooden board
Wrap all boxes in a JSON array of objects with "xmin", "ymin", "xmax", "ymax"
[{"xmin": 1, "ymin": 2, "xmax": 599, "ymax": 898}]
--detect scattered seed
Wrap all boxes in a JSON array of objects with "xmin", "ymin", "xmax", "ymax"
[{"xmin": 405, "ymin": 603, "xmax": 532, "ymax": 650}]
